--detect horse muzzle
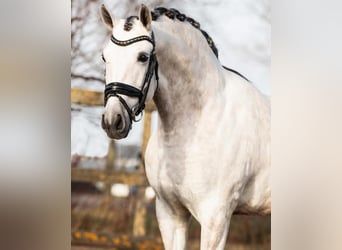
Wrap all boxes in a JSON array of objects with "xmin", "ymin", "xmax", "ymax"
[{"xmin": 101, "ymin": 98, "xmax": 132, "ymax": 139}]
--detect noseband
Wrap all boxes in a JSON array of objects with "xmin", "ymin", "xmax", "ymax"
[{"xmin": 104, "ymin": 32, "xmax": 159, "ymax": 122}]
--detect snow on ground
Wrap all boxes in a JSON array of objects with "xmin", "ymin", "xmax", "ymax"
[{"xmin": 71, "ymin": 0, "xmax": 270, "ymax": 158}]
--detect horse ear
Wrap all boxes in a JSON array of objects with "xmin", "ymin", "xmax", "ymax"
[
  {"xmin": 100, "ymin": 4, "xmax": 114, "ymax": 30},
  {"xmin": 139, "ymin": 4, "xmax": 151, "ymax": 30}
]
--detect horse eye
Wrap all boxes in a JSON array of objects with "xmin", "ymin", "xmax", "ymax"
[
  {"xmin": 101, "ymin": 54, "xmax": 106, "ymax": 62},
  {"xmin": 137, "ymin": 53, "xmax": 149, "ymax": 63}
]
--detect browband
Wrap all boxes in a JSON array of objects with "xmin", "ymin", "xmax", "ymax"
[{"xmin": 111, "ymin": 35, "xmax": 154, "ymax": 47}]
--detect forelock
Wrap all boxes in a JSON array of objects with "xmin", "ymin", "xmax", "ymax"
[{"xmin": 124, "ymin": 16, "xmax": 139, "ymax": 31}]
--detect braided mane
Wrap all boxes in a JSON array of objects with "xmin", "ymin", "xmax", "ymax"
[
  {"xmin": 121, "ymin": 7, "xmax": 249, "ymax": 81},
  {"xmin": 151, "ymin": 7, "xmax": 219, "ymax": 58}
]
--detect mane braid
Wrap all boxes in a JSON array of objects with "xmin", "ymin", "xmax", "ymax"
[{"xmin": 151, "ymin": 7, "xmax": 219, "ymax": 58}]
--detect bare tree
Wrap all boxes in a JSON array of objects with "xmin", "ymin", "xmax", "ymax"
[
  {"xmin": 71, "ymin": 0, "xmax": 106, "ymax": 85},
  {"xmin": 71, "ymin": 0, "xmax": 172, "ymax": 88}
]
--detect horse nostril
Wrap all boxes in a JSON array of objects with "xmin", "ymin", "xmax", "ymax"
[
  {"xmin": 101, "ymin": 114, "xmax": 106, "ymax": 129},
  {"xmin": 115, "ymin": 114, "xmax": 124, "ymax": 131}
]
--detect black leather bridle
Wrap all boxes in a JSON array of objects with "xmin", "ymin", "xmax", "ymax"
[{"xmin": 104, "ymin": 32, "xmax": 159, "ymax": 122}]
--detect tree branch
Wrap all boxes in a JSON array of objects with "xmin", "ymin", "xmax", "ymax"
[{"xmin": 71, "ymin": 73, "xmax": 104, "ymax": 83}]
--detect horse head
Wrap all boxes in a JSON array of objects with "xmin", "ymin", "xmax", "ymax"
[{"xmin": 100, "ymin": 4, "xmax": 158, "ymax": 139}]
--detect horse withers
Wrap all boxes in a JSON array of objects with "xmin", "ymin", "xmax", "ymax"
[{"xmin": 100, "ymin": 4, "xmax": 270, "ymax": 250}]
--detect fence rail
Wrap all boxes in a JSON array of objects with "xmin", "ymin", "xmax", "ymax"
[
  {"xmin": 71, "ymin": 87, "xmax": 156, "ymax": 246},
  {"xmin": 71, "ymin": 88, "xmax": 104, "ymax": 106},
  {"xmin": 71, "ymin": 168, "xmax": 149, "ymax": 186},
  {"xmin": 71, "ymin": 87, "xmax": 156, "ymax": 111}
]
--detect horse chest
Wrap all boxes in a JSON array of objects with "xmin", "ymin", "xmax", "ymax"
[
  {"xmin": 154, "ymin": 156, "xmax": 192, "ymax": 194},
  {"xmin": 155, "ymin": 172, "xmax": 202, "ymax": 216},
  {"xmin": 147, "ymin": 149, "xmax": 211, "ymax": 211}
]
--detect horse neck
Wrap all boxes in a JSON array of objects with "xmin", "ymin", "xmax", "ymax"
[{"xmin": 152, "ymin": 21, "xmax": 224, "ymax": 136}]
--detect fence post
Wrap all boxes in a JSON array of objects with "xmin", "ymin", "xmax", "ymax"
[
  {"xmin": 132, "ymin": 188, "xmax": 147, "ymax": 236},
  {"xmin": 102, "ymin": 140, "xmax": 116, "ymax": 210},
  {"xmin": 132, "ymin": 103, "xmax": 154, "ymax": 237},
  {"xmin": 142, "ymin": 106, "xmax": 152, "ymax": 158}
]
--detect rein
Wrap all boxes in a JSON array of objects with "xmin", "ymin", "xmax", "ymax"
[{"xmin": 104, "ymin": 32, "xmax": 159, "ymax": 122}]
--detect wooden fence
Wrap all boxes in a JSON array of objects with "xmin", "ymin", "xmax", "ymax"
[
  {"xmin": 72, "ymin": 231, "xmax": 163, "ymax": 249},
  {"xmin": 71, "ymin": 88, "xmax": 158, "ymax": 247}
]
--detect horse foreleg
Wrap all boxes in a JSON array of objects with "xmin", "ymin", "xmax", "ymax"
[
  {"xmin": 156, "ymin": 198, "xmax": 190, "ymax": 250},
  {"xmin": 199, "ymin": 205, "xmax": 232, "ymax": 250},
  {"xmin": 200, "ymin": 221, "xmax": 229, "ymax": 250}
]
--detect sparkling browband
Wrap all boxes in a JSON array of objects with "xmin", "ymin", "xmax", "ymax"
[{"xmin": 111, "ymin": 35, "xmax": 154, "ymax": 47}]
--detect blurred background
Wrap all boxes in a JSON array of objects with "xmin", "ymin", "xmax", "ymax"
[{"xmin": 71, "ymin": 0, "xmax": 270, "ymax": 249}]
